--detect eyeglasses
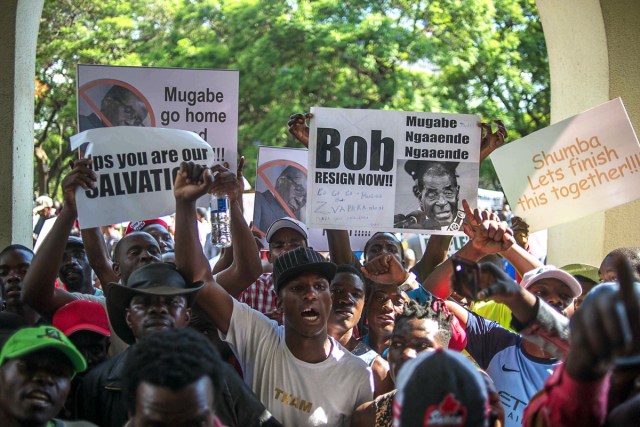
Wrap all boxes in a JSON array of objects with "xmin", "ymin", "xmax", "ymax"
[
  {"xmin": 112, "ymin": 97, "xmax": 146, "ymax": 125},
  {"xmin": 280, "ymin": 175, "xmax": 306, "ymax": 191}
]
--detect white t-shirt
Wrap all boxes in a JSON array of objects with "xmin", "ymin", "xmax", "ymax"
[{"xmin": 221, "ymin": 299, "xmax": 373, "ymax": 426}]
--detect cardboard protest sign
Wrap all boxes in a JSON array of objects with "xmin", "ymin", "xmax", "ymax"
[
  {"xmin": 76, "ymin": 65, "xmax": 238, "ymax": 171},
  {"xmin": 491, "ymin": 98, "xmax": 640, "ymax": 232},
  {"xmin": 307, "ymin": 107, "xmax": 481, "ymax": 235},
  {"xmin": 253, "ymin": 146, "xmax": 372, "ymax": 251},
  {"xmin": 70, "ymin": 127, "xmax": 213, "ymax": 229}
]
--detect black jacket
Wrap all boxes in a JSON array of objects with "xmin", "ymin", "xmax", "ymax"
[{"xmin": 76, "ymin": 347, "xmax": 282, "ymax": 427}]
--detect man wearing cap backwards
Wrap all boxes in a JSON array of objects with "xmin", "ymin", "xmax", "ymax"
[
  {"xmin": 0, "ymin": 325, "xmax": 97, "ymax": 427},
  {"xmin": 174, "ymin": 162, "xmax": 373, "ymax": 426},
  {"xmin": 77, "ymin": 262, "xmax": 278, "ymax": 427}
]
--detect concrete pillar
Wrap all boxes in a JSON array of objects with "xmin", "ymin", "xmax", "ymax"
[
  {"xmin": 0, "ymin": 0, "xmax": 44, "ymax": 249},
  {"xmin": 537, "ymin": 0, "xmax": 640, "ymax": 267}
]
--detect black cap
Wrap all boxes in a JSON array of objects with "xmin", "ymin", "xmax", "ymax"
[
  {"xmin": 273, "ymin": 247, "xmax": 336, "ymax": 293},
  {"xmin": 106, "ymin": 263, "xmax": 203, "ymax": 344},
  {"xmin": 404, "ymin": 160, "xmax": 459, "ymax": 180},
  {"xmin": 65, "ymin": 236, "xmax": 85, "ymax": 249}
]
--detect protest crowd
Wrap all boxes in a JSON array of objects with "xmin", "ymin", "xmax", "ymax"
[{"xmin": 2, "ymin": 110, "xmax": 640, "ymax": 427}]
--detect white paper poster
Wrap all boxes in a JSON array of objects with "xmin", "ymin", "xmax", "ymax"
[
  {"xmin": 491, "ymin": 98, "xmax": 640, "ymax": 231},
  {"xmin": 253, "ymin": 146, "xmax": 372, "ymax": 251},
  {"xmin": 307, "ymin": 107, "xmax": 481, "ymax": 235},
  {"xmin": 76, "ymin": 64, "xmax": 238, "ymax": 171},
  {"xmin": 70, "ymin": 127, "xmax": 213, "ymax": 229}
]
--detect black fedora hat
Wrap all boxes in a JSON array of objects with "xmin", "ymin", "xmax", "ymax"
[
  {"xmin": 273, "ymin": 247, "xmax": 337, "ymax": 293},
  {"xmin": 106, "ymin": 263, "xmax": 203, "ymax": 344}
]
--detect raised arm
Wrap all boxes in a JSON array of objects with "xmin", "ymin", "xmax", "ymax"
[
  {"xmin": 210, "ymin": 158, "xmax": 262, "ymax": 297},
  {"xmin": 423, "ymin": 202, "xmax": 513, "ymax": 298},
  {"xmin": 523, "ymin": 262, "xmax": 639, "ymax": 427},
  {"xmin": 174, "ymin": 162, "xmax": 233, "ymax": 334},
  {"xmin": 327, "ymin": 229, "xmax": 360, "ymax": 268},
  {"xmin": 81, "ymin": 227, "xmax": 118, "ymax": 291},
  {"xmin": 411, "ymin": 235, "xmax": 452, "ymax": 284},
  {"xmin": 22, "ymin": 159, "xmax": 96, "ymax": 317},
  {"xmin": 287, "ymin": 112, "xmax": 312, "ymax": 148}
]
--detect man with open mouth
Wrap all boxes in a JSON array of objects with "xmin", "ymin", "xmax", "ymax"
[{"xmin": 174, "ymin": 163, "xmax": 374, "ymax": 426}]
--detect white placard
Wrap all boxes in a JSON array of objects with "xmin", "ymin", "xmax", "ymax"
[
  {"xmin": 70, "ymin": 127, "xmax": 213, "ymax": 229},
  {"xmin": 491, "ymin": 98, "xmax": 640, "ymax": 231},
  {"xmin": 307, "ymin": 107, "xmax": 481, "ymax": 235},
  {"xmin": 77, "ymin": 64, "xmax": 238, "ymax": 171},
  {"xmin": 253, "ymin": 146, "xmax": 372, "ymax": 251}
]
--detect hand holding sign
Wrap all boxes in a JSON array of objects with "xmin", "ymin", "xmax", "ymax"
[
  {"xmin": 288, "ymin": 112, "xmax": 312, "ymax": 148},
  {"xmin": 479, "ymin": 120, "xmax": 508, "ymax": 161},
  {"xmin": 62, "ymin": 158, "xmax": 97, "ymax": 215},
  {"xmin": 174, "ymin": 162, "xmax": 213, "ymax": 203}
]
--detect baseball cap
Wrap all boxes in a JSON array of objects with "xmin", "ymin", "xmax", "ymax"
[
  {"xmin": 272, "ymin": 247, "xmax": 336, "ymax": 293},
  {"xmin": 560, "ymin": 263, "xmax": 599, "ymax": 284},
  {"xmin": 125, "ymin": 218, "xmax": 168, "ymax": 235},
  {"xmin": 0, "ymin": 326, "xmax": 86, "ymax": 374},
  {"xmin": 53, "ymin": 300, "xmax": 111, "ymax": 338},
  {"xmin": 520, "ymin": 265, "xmax": 582, "ymax": 297},
  {"xmin": 106, "ymin": 262, "xmax": 203, "ymax": 344},
  {"xmin": 33, "ymin": 195, "xmax": 53, "ymax": 214},
  {"xmin": 65, "ymin": 235, "xmax": 85, "ymax": 249},
  {"xmin": 393, "ymin": 349, "xmax": 489, "ymax": 427},
  {"xmin": 265, "ymin": 217, "xmax": 308, "ymax": 243}
]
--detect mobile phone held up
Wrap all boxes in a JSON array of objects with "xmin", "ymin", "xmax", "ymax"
[{"xmin": 451, "ymin": 256, "xmax": 480, "ymax": 302}]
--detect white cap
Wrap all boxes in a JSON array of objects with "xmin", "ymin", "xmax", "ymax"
[
  {"xmin": 265, "ymin": 217, "xmax": 308, "ymax": 243},
  {"xmin": 33, "ymin": 195, "xmax": 53, "ymax": 214},
  {"xmin": 521, "ymin": 265, "xmax": 582, "ymax": 298}
]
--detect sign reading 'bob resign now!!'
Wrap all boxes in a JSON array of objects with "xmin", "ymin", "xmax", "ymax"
[{"xmin": 307, "ymin": 107, "xmax": 481, "ymax": 236}]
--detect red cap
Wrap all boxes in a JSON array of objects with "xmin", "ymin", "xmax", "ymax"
[
  {"xmin": 125, "ymin": 218, "xmax": 168, "ymax": 235},
  {"xmin": 52, "ymin": 300, "xmax": 111, "ymax": 337}
]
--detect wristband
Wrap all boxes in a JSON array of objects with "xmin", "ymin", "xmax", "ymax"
[{"xmin": 398, "ymin": 272, "xmax": 420, "ymax": 292}]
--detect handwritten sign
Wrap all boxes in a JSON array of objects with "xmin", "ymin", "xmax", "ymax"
[
  {"xmin": 491, "ymin": 98, "xmax": 640, "ymax": 231},
  {"xmin": 253, "ymin": 146, "xmax": 372, "ymax": 250},
  {"xmin": 307, "ymin": 107, "xmax": 481, "ymax": 235}
]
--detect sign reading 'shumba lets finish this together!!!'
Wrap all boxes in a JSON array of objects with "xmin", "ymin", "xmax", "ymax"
[{"xmin": 492, "ymin": 98, "xmax": 640, "ymax": 231}]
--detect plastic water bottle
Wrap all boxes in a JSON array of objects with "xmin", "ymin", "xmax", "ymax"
[{"xmin": 210, "ymin": 195, "xmax": 231, "ymax": 247}]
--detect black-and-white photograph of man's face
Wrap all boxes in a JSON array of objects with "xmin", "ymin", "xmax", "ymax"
[
  {"xmin": 78, "ymin": 82, "xmax": 152, "ymax": 132},
  {"xmin": 253, "ymin": 160, "xmax": 308, "ymax": 235},
  {"xmin": 394, "ymin": 160, "xmax": 476, "ymax": 232}
]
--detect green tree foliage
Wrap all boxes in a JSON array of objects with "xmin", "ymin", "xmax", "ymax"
[{"xmin": 34, "ymin": 0, "xmax": 548, "ymax": 196}]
